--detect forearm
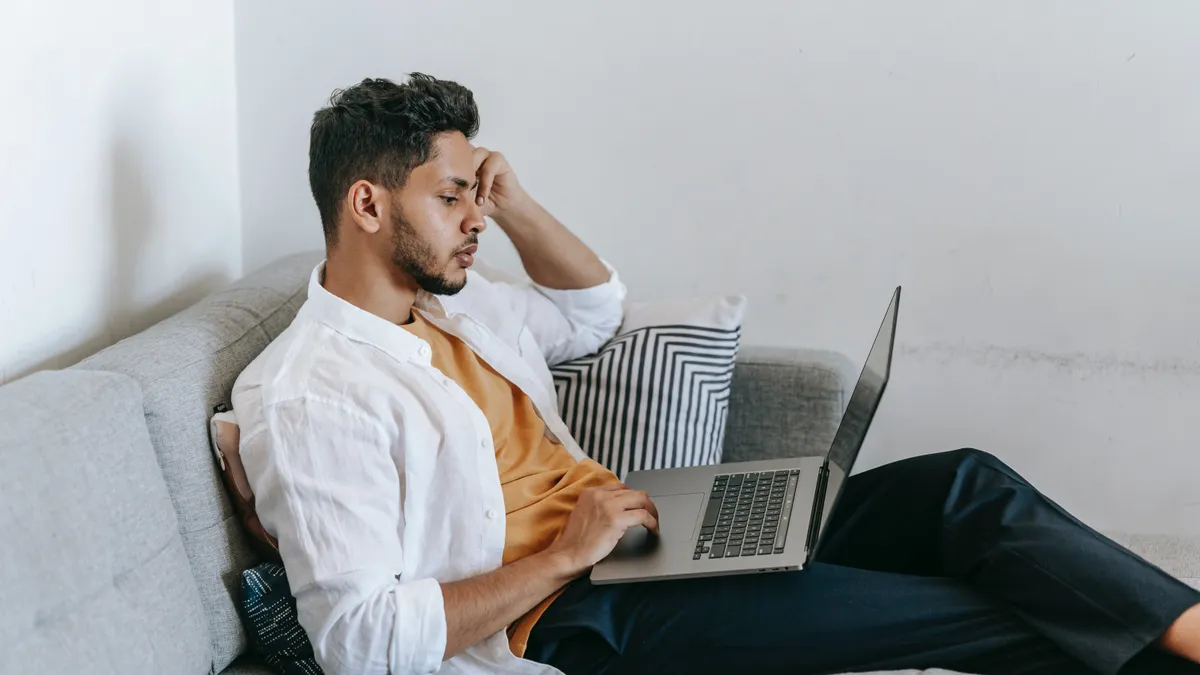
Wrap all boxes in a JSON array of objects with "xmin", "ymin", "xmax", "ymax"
[
  {"xmin": 440, "ymin": 548, "xmax": 579, "ymax": 659},
  {"xmin": 492, "ymin": 194, "xmax": 610, "ymax": 290}
]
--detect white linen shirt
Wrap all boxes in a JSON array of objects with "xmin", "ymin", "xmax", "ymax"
[{"xmin": 231, "ymin": 261, "xmax": 626, "ymax": 675}]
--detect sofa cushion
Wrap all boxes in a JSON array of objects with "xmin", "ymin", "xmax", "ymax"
[
  {"xmin": 0, "ymin": 370, "xmax": 211, "ymax": 675},
  {"xmin": 73, "ymin": 252, "xmax": 321, "ymax": 672},
  {"xmin": 722, "ymin": 346, "xmax": 856, "ymax": 463}
]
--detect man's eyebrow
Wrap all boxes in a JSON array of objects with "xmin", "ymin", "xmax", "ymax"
[{"xmin": 441, "ymin": 176, "xmax": 479, "ymax": 190}]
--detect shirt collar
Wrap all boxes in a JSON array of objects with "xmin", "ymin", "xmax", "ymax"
[{"xmin": 299, "ymin": 261, "xmax": 449, "ymax": 364}]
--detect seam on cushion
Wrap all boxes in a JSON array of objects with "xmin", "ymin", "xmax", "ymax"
[
  {"xmin": 29, "ymin": 533, "xmax": 189, "ymax": 632},
  {"xmin": 12, "ymin": 533, "xmax": 208, "ymax": 673},
  {"xmin": 175, "ymin": 511, "xmax": 247, "ymax": 675},
  {"xmin": 113, "ymin": 534, "xmax": 181, "ymax": 584},
  {"xmin": 182, "ymin": 511, "xmax": 242, "ymax": 538},
  {"xmin": 178, "ymin": 510, "xmax": 251, "ymax": 675}
]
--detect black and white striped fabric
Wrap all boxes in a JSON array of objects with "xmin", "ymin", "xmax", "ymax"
[{"xmin": 552, "ymin": 322, "xmax": 742, "ymax": 479}]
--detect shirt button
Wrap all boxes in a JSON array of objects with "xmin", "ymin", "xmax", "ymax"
[
  {"xmin": 480, "ymin": 438, "xmax": 489, "ymax": 448},
  {"xmin": 418, "ymin": 344, "xmax": 431, "ymax": 357},
  {"xmin": 485, "ymin": 509, "xmax": 498, "ymax": 520}
]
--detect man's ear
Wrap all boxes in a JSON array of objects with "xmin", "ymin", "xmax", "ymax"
[{"xmin": 346, "ymin": 180, "xmax": 386, "ymax": 235}]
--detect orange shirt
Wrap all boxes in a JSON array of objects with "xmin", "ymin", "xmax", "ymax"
[{"xmin": 403, "ymin": 311, "xmax": 621, "ymax": 656}]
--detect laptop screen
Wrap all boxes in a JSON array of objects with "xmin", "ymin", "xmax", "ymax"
[
  {"xmin": 812, "ymin": 287, "xmax": 900, "ymax": 554},
  {"xmin": 826, "ymin": 287, "xmax": 899, "ymax": 475}
]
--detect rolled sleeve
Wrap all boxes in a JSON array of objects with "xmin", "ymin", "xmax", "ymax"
[
  {"xmin": 504, "ymin": 261, "xmax": 628, "ymax": 365},
  {"xmin": 243, "ymin": 396, "xmax": 448, "ymax": 675},
  {"xmin": 295, "ymin": 574, "xmax": 447, "ymax": 675},
  {"xmin": 390, "ymin": 577, "xmax": 446, "ymax": 674}
]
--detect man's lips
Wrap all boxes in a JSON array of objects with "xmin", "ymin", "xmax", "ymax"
[{"xmin": 454, "ymin": 244, "xmax": 478, "ymax": 268}]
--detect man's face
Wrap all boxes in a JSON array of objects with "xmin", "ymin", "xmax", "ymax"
[{"xmin": 388, "ymin": 131, "xmax": 485, "ymax": 296}]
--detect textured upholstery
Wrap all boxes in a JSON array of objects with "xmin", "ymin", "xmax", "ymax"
[
  {"xmin": 723, "ymin": 345, "xmax": 856, "ymax": 463},
  {"xmin": 0, "ymin": 370, "xmax": 211, "ymax": 675},
  {"xmin": 72, "ymin": 252, "xmax": 320, "ymax": 672}
]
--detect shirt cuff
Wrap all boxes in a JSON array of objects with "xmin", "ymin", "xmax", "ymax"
[
  {"xmin": 390, "ymin": 577, "xmax": 447, "ymax": 674},
  {"xmin": 530, "ymin": 259, "xmax": 627, "ymax": 316}
]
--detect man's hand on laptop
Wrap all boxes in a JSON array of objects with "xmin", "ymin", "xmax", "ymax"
[
  {"xmin": 439, "ymin": 485, "xmax": 659, "ymax": 659},
  {"xmin": 546, "ymin": 485, "xmax": 661, "ymax": 577}
]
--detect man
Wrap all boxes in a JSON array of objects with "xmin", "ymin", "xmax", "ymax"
[{"xmin": 232, "ymin": 74, "xmax": 1200, "ymax": 675}]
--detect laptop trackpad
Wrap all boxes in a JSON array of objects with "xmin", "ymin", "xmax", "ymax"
[
  {"xmin": 654, "ymin": 493, "xmax": 705, "ymax": 542},
  {"xmin": 611, "ymin": 492, "xmax": 704, "ymax": 558}
]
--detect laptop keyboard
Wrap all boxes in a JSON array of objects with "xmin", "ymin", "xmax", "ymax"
[{"xmin": 694, "ymin": 469, "xmax": 801, "ymax": 560}]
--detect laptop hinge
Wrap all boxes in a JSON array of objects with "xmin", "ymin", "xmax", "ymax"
[{"xmin": 806, "ymin": 461, "xmax": 831, "ymax": 558}]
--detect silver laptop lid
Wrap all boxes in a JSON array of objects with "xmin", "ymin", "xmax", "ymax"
[{"xmin": 812, "ymin": 286, "xmax": 900, "ymax": 554}]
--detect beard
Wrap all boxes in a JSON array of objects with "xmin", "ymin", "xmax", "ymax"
[{"xmin": 390, "ymin": 207, "xmax": 471, "ymax": 296}]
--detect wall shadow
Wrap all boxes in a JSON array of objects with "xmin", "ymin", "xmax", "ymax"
[{"xmin": 1, "ymin": 123, "xmax": 229, "ymax": 384}]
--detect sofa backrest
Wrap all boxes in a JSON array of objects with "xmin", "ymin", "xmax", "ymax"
[
  {"xmin": 71, "ymin": 252, "xmax": 320, "ymax": 672},
  {"xmin": 0, "ymin": 370, "xmax": 212, "ymax": 675},
  {"xmin": 723, "ymin": 346, "xmax": 853, "ymax": 463}
]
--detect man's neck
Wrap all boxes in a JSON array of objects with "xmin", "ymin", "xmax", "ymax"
[{"xmin": 322, "ymin": 251, "xmax": 419, "ymax": 326}]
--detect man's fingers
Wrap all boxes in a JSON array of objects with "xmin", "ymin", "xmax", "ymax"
[
  {"xmin": 639, "ymin": 507, "xmax": 660, "ymax": 534},
  {"xmin": 471, "ymin": 146, "xmax": 491, "ymax": 206},
  {"xmin": 644, "ymin": 495, "xmax": 660, "ymax": 523},
  {"xmin": 474, "ymin": 149, "xmax": 510, "ymax": 207},
  {"xmin": 606, "ymin": 489, "xmax": 659, "ymax": 532},
  {"xmin": 476, "ymin": 160, "xmax": 495, "ymax": 206},
  {"xmin": 615, "ymin": 508, "xmax": 660, "ymax": 534}
]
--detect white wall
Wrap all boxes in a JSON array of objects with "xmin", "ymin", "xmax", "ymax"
[
  {"xmin": 235, "ymin": 0, "xmax": 1200, "ymax": 535},
  {"xmin": 0, "ymin": 0, "xmax": 242, "ymax": 384}
]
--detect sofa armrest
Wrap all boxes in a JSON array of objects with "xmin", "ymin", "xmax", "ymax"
[{"xmin": 722, "ymin": 346, "xmax": 857, "ymax": 464}]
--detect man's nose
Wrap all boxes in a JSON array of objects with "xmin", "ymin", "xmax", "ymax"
[{"xmin": 463, "ymin": 197, "xmax": 487, "ymax": 234}]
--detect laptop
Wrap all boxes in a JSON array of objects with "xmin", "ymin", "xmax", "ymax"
[{"xmin": 590, "ymin": 286, "xmax": 900, "ymax": 584}]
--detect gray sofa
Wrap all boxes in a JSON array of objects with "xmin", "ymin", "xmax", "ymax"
[{"xmin": 2, "ymin": 252, "xmax": 1197, "ymax": 675}]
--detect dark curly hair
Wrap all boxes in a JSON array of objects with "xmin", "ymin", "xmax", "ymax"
[{"xmin": 308, "ymin": 74, "xmax": 480, "ymax": 244}]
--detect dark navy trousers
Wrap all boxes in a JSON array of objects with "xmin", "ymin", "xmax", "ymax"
[{"xmin": 526, "ymin": 449, "xmax": 1200, "ymax": 675}]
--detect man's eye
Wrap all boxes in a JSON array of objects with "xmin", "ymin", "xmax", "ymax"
[{"xmin": 440, "ymin": 196, "xmax": 458, "ymax": 205}]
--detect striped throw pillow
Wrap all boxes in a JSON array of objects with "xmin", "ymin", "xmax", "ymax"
[{"xmin": 551, "ymin": 295, "xmax": 747, "ymax": 479}]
